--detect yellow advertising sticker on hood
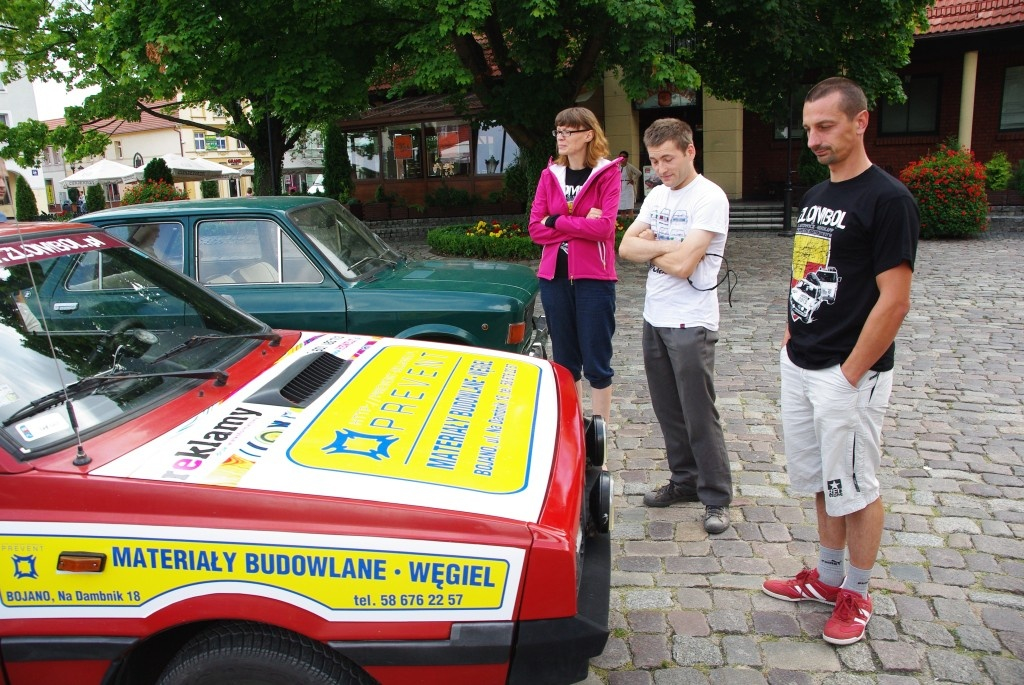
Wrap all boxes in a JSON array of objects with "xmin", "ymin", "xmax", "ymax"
[{"xmin": 288, "ymin": 345, "xmax": 540, "ymax": 494}]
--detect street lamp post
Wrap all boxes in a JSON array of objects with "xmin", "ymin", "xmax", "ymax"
[{"xmin": 778, "ymin": 87, "xmax": 795, "ymax": 237}]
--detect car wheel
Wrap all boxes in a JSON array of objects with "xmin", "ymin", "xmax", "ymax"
[{"xmin": 156, "ymin": 621, "xmax": 377, "ymax": 685}]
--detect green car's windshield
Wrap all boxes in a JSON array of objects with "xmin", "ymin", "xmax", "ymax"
[
  {"xmin": 289, "ymin": 202, "xmax": 402, "ymax": 279},
  {"xmin": 0, "ymin": 231, "xmax": 270, "ymax": 457}
]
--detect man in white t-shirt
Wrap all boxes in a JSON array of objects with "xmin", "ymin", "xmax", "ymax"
[{"xmin": 618, "ymin": 118, "xmax": 733, "ymax": 534}]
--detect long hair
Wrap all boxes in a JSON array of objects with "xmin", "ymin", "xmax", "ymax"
[{"xmin": 554, "ymin": 107, "xmax": 610, "ymax": 168}]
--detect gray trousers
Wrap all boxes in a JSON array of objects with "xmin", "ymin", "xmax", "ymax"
[{"xmin": 642, "ymin": 322, "xmax": 733, "ymax": 507}]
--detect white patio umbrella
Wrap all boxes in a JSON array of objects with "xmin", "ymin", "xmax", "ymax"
[
  {"xmin": 128, "ymin": 154, "xmax": 239, "ymax": 182},
  {"xmin": 238, "ymin": 152, "xmax": 323, "ymax": 177},
  {"xmin": 60, "ymin": 159, "xmax": 138, "ymax": 188}
]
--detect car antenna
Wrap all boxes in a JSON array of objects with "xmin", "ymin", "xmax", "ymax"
[{"xmin": 15, "ymin": 225, "xmax": 92, "ymax": 466}]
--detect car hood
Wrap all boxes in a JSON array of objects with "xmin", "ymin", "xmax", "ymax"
[
  {"xmin": 361, "ymin": 259, "xmax": 539, "ymax": 300},
  {"xmin": 93, "ymin": 334, "xmax": 560, "ymax": 523}
]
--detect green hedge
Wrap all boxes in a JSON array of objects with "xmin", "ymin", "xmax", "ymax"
[{"xmin": 427, "ymin": 224, "xmax": 540, "ymax": 261}]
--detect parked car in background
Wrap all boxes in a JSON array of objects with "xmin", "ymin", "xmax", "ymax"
[
  {"xmin": 0, "ymin": 222, "xmax": 610, "ymax": 685},
  {"xmin": 82, "ymin": 197, "xmax": 546, "ymax": 357}
]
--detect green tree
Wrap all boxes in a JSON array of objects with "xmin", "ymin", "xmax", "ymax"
[
  {"xmin": 0, "ymin": 0, "xmax": 398, "ymax": 193},
  {"xmin": 85, "ymin": 184, "xmax": 106, "ymax": 213},
  {"xmin": 386, "ymin": 1, "xmax": 930, "ymax": 190},
  {"xmin": 14, "ymin": 174, "xmax": 38, "ymax": 221},
  {"xmin": 322, "ymin": 125, "xmax": 353, "ymax": 201},
  {"xmin": 200, "ymin": 180, "xmax": 220, "ymax": 198},
  {"xmin": 144, "ymin": 158, "xmax": 174, "ymax": 185}
]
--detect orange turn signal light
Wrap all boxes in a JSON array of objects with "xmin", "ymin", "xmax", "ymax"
[
  {"xmin": 506, "ymin": 321, "xmax": 526, "ymax": 345},
  {"xmin": 57, "ymin": 552, "xmax": 106, "ymax": 573}
]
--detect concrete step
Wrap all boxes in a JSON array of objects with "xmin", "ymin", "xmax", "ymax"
[{"xmin": 729, "ymin": 202, "xmax": 785, "ymax": 231}]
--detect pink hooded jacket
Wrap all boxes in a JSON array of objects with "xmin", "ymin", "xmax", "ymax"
[{"xmin": 528, "ymin": 157, "xmax": 620, "ymax": 281}]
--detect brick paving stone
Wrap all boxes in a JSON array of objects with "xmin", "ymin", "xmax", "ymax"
[
  {"xmin": 707, "ymin": 608, "xmax": 749, "ymax": 634},
  {"xmin": 836, "ymin": 641, "xmax": 877, "ymax": 672},
  {"xmin": 877, "ymin": 677, "xmax": 926, "ymax": 685},
  {"xmin": 765, "ymin": 670, "xmax": 816, "ymax": 685},
  {"xmin": 872, "ymin": 641, "xmax": 924, "ymax": 671},
  {"xmin": 721, "ymin": 635, "xmax": 761, "ymax": 666},
  {"xmin": 667, "ymin": 610, "xmax": 710, "ymax": 637},
  {"xmin": 652, "ymin": 668, "xmax": 711, "ymax": 685},
  {"xmin": 751, "ymin": 611, "xmax": 801, "ymax": 637},
  {"xmin": 708, "ymin": 668, "xmax": 768, "ymax": 685},
  {"xmin": 630, "ymin": 633, "xmax": 673, "ymax": 669},
  {"xmin": 821, "ymin": 675, "xmax": 874, "ymax": 685},
  {"xmin": 955, "ymin": 625, "xmax": 1003, "ymax": 652},
  {"xmin": 893, "ymin": 595, "xmax": 934, "ymax": 621},
  {"xmin": 900, "ymin": 619, "xmax": 956, "ymax": 646},
  {"xmin": 761, "ymin": 642, "xmax": 840, "ymax": 671},
  {"xmin": 981, "ymin": 655, "xmax": 1024, "ymax": 685},
  {"xmin": 933, "ymin": 597, "xmax": 981, "ymax": 624},
  {"xmin": 671, "ymin": 636, "xmax": 723, "ymax": 667},
  {"xmin": 981, "ymin": 606, "xmax": 1024, "ymax": 631},
  {"xmin": 630, "ymin": 609, "xmax": 669, "ymax": 633},
  {"xmin": 609, "ymin": 672, "xmax": 654, "ymax": 685},
  {"xmin": 926, "ymin": 649, "xmax": 988, "ymax": 683}
]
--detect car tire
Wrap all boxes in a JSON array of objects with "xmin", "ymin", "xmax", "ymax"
[{"xmin": 156, "ymin": 621, "xmax": 376, "ymax": 685}]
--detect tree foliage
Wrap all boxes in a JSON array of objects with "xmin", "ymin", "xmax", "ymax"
[
  {"xmin": 85, "ymin": 184, "xmax": 106, "ymax": 213},
  {"xmin": 691, "ymin": 0, "xmax": 931, "ymax": 119},
  {"xmin": 0, "ymin": 0, "xmax": 398, "ymax": 193},
  {"xmin": 322, "ymin": 125, "xmax": 353, "ymax": 201},
  {"xmin": 14, "ymin": 174, "xmax": 38, "ymax": 221},
  {"xmin": 143, "ymin": 157, "xmax": 174, "ymax": 186}
]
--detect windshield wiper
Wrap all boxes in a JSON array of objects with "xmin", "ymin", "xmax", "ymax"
[
  {"xmin": 149, "ymin": 332, "xmax": 281, "ymax": 365},
  {"xmin": 2, "ymin": 369, "xmax": 228, "ymax": 427}
]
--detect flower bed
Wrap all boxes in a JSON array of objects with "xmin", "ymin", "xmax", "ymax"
[{"xmin": 426, "ymin": 218, "xmax": 629, "ymax": 261}]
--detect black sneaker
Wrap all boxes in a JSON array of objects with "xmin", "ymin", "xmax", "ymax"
[
  {"xmin": 643, "ymin": 480, "xmax": 699, "ymax": 507},
  {"xmin": 704, "ymin": 506, "xmax": 730, "ymax": 534}
]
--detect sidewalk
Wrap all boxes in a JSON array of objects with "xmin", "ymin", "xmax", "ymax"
[{"xmin": 396, "ymin": 231, "xmax": 1024, "ymax": 684}]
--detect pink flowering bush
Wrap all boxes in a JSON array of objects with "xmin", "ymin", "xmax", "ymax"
[{"xmin": 899, "ymin": 144, "xmax": 987, "ymax": 239}]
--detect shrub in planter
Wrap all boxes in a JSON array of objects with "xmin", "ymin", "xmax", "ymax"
[
  {"xmin": 85, "ymin": 184, "xmax": 106, "ymax": 213},
  {"xmin": 15, "ymin": 174, "xmax": 39, "ymax": 221},
  {"xmin": 899, "ymin": 144, "xmax": 987, "ymax": 239},
  {"xmin": 984, "ymin": 151, "xmax": 1012, "ymax": 191},
  {"xmin": 200, "ymin": 179, "xmax": 220, "ymax": 198},
  {"xmin": 427, "ymin": 223, "xmax": 540, "ymax": 261},
  {"xmin": 121, "ymin": 180, "xmax": 189, "ymax": 206}
]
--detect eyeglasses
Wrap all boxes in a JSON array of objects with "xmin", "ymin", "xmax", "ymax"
[{"xmin": 552, "ymin": 129, "xmax": 590, "ymax": 138}]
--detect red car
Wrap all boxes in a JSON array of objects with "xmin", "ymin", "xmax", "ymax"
[{"xmin": 0, "ymin": 223, "xmax": 610, "ymax": 685}]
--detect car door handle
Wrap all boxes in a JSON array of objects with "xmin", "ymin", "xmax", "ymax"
[{"xmin": 53, "ymin": 302, "xmax": 80, "ymax": 312}]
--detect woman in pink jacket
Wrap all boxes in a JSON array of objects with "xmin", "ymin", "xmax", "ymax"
[{"xmin": 529, "ymin": 107, "xmax": 620, "ymax": 421}]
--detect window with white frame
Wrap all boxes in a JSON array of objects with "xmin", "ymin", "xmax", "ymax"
[
  {"xmin": 235, "ymin": 139, "xmax": 247, "ymax": 150},
  {"xmin": 0, "ymin": 112, "xmax": 10, "ymax": 127},
  {"xmin": 1000, "ymin": 65, "xmax": 1024, "ymax": 131},
  {"xmin": 194, "ymin": 132, "xmax": 207, "ymax": 151},
  {"xmin": 214, "ymin": 135, "xmax": 227, "ymax": 150},
  {"xmin": 114, "ymin": 140, "xmax": 124, "ymax": 159}
]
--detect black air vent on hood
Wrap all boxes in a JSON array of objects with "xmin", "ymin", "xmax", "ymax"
[{"xmin": 245, "ymin": 352, "xmax": 350, "ymax": 408}]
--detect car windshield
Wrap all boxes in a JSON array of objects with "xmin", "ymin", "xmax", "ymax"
[
  {"xmin": 0, "ymin": 230, "xmax": 269, "ymax": 457},
  {"xmin": 288, "ymin": 202, "xmax": 403, "ymax": 279}
]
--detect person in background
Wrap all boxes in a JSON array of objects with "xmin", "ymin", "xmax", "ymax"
[
  {"xmin": 529, "ymin": 107, "xmax": 620, "ymax": 423},
  {"xmin": 618, "ymin": 151, "xmax": 643, "ymax": 215},
  {"xmin": 618, "ymin": 117, "xmax": 733, "ymax": 535},
  {"xmin": 761, "ymin": 76, "xmax": 919, "ymax": 646}
]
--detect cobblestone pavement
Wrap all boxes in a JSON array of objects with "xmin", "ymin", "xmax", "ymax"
[{"xmin": 394, "ymin": 231, "xmax": 1024, "ymax": 685}]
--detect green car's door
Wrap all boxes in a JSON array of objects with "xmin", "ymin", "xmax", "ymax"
[{"xmin": 193, "ymin": 217, "xmax": 349, "ymax": 333}]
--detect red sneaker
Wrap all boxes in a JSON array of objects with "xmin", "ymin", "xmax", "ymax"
[
  {"xmin": 762, "ymin": 568, "xmax": 840, "ymax": 605},
  {"xmin": 823, "ymin": 589, "xmax": 873, "ymax": 645}
]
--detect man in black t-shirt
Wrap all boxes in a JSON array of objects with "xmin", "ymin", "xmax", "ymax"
[{"xmin": 761, "ymin": 77, "xmax": 919, "ymax": 647}]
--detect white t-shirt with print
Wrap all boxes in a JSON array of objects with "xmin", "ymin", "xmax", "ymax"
[{"xmin": 636, "ymin": 174, "xmax": 729, "ymax": 330}]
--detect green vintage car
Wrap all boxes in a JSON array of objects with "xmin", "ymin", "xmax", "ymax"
[{"xmin": 83, "ymin": 197, "xmax": 546, "ymax": 356}]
